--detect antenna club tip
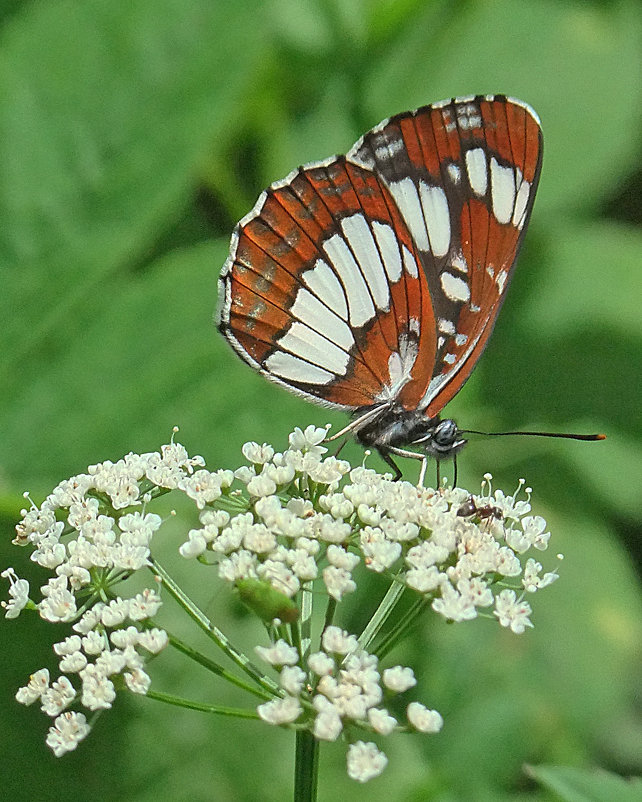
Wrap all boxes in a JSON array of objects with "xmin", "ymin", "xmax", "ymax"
[{"xmin": 596, "ymin": 434, "xmax": 607, "ymax": 440}]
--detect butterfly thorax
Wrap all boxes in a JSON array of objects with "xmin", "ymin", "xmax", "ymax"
[{"xmin": 352, "ymin": 405, "xmax": 467, "ymax": 460}]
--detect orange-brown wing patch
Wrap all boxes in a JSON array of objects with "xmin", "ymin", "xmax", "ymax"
[
  {"xmin": 479, "ymin": 98, "xmax": 542, "ymax": 182},
  {"xmin": 218, "ymin": 155, "xmax": 436, "ymax": 410}
]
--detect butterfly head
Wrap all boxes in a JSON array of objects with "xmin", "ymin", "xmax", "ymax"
[{"xmin": 410, "ymin": 418, "xmax": 467, "ymax": 459}]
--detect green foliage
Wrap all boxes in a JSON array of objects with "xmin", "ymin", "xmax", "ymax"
[
  {"xmin": 526, "ymin": 765, "xmax": 642, "ymax": 802},
  {"xmin": 0, "ymin": 0, "xmax": 640, "ymax": 800}
]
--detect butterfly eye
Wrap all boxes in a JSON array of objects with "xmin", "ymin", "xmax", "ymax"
[{"xmin": 433, "ymin": 419, "xmax": 459, "ymax": 448}]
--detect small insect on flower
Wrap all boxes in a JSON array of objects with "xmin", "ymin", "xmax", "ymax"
[{"xmin": 456, "ymin": 496, "xmax": 504, "ymax": 521}]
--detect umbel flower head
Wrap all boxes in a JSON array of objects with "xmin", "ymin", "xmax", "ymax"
[{"xmin": 3, "ymin": 425, "xmax": 559, "ymax": 780}]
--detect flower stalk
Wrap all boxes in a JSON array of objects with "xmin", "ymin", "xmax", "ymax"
[
  {"xmin": 295, "ymin": 729, "xmax": 319, "ymax": 802},
  {"xmin": 151, "ymin": 557, "xmax": 280, "ymax": 696}
]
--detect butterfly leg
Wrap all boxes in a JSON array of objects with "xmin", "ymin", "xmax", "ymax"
[
  {"xmin": 385, "ymin": 445, "xmax": 430, "ymax": 482},
  {"xmin": 378, "ymin": 449, "xmax": 403, "ymax": 481},
  {"xmin": 435, "ymin": 458, "xmax": 457, "ymax": 488},
  {"xmin": 332, "ymin": 438, "xmax": 348, "ymax": 458}
]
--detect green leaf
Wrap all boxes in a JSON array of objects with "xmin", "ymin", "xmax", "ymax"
[
  {"xmin": 524, "ymin": 222, "xmax": 642, "ymax": 339},
  {"xmin": 468, "ymin": 221, "xmax": 642, "ymax": 474},
  {"xmin": 0, "ymin": 240, "xmax": 223, "ymax": 484},
  {"xmin": 508, "ymin": 217, "xmax": 642, "ymax": 519},
  {"xmin": 364, "ymin": 0, "xmax": 640, "ymax": 212},
  {"xmin": 526, "ymin": 764, "xmax": 642, "ymax": 802},
  {"xmin": 0, "ymin": 0, "xmax": 264, "ymax": 378}
]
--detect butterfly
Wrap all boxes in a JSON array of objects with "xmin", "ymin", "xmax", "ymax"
[{"xmin": 216, "ymin": 94, "xmax": 543, "ymax": 479}]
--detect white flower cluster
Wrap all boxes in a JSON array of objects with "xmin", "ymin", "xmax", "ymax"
[
  {"xmin": 16, "ymin": 600, "xmax": 167, "ymax": 756},
  {"xmin": 4, "ymin": 440, "xmax": 205, "ymax": 754},
  {"xmin": 179, "ymin": 426, "xmax": 358, "ymax": 603},
  {"xmin": 181, "ymin": 430, "xmax": 557, "ymax": 635},
  {"xmin": 255, "ymin": 626, "xmax": 443, "ymax": 782},
  {"xmin": 2, "ymin": 425, "xmax": 560, "ymax": 779}
]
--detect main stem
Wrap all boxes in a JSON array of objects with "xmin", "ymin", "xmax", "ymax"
[
  {"xmin": 294, "ymin": 729, "xmax": 319, "ymax": 802},
  {"xmin": 293, "ymin": 580, "xmax": 318, "ymax": 801}
]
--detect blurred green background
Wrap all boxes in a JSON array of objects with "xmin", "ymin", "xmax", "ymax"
[{"xmin": 0, "ymin": 0, "xmax": 640, "ymax": 800}]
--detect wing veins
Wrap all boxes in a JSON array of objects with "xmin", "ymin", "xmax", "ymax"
[
  {"xmin": 295, "ymin": 163, "xmax": 391, "ymax": 389},
  {"xmin": 230, "ymin": 268, "xmax": 370, "ymax": 369}
]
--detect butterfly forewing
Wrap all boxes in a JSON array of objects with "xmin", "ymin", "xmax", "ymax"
[
  {"xmin": 218, "ymin": 157, "xmax": 436, "ymax": 409},
  {"xmin": 217, "ymin": 94, "xmax": 542, "ymax": 419}
]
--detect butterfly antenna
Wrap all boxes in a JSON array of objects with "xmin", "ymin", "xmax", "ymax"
[{"xmin": 461, "ymin": 429, "xmax": 606, "ymax": 442}]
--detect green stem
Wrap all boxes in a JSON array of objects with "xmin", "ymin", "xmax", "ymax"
[
  {"xmin": 299, "ymin": 581, "xmax": 314, "ymax": 661},
  {"xmin": 375, "ymin": 596, "xmax": 429, "ymax": 660},
  {"xmin": 357, "ymin": 576, "xmax": 405, "ymax": 653},
  {"xmin": 146, "ymin": 689, "xmax": 260, "ymax": 719},
  {"xmin": 151, "ymin": 558, "xmax": 280, "ymax": 696},
  {"xmin": 166, "ymin": 632, "xmax": 272, "ymax": 700},
  {"xmin": 323, "ymin": 596, "xmax": 337, "ymax": 631},
  {"xmin": 293, "ymin": 585, "xmax": 318, "ymax": 800},
  {"xmin": 294, "ymin": 729, "xmax": 319, "ymax": 802}
]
